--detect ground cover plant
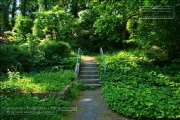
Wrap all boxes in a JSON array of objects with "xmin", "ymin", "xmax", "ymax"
[
  {"xmin": 98, "ymin": 49, "xmax": 180, "ymax": 119},
  {"xmin": 0, "ymin": 71, "xmax": 82, "ymax": 120},
  {"xmin": 1, "ymin": 93, "xmax": 71, "ymax": 120},
  {"xmin": 0, "ymin": 70, "xmax": 75, "ymax": 92},
  {"xmin": 1, "ymin": 0, "xmax": 180, "ymax": 119}
]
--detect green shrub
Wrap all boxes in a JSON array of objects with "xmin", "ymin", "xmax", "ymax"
[
  {"xmin": 12, "ymin": 15, "xmax": 33, "ymax": 43},
  {"xmin": 30, "ymin": 57, "xmax": 76, "ymax": 72},
  {"xmin": 0, "ymin": 42, "xmax": 74, "ymax": 73},
  {"xmin": 69, "ymin": 81, "xmax": 82, "ymax": 99},
  {"xmin": 0, "ymin": 44, "xmax": 18, "ymax": 72},
  {"xmin": 0, "ymin": 44, "xmax": 31, "ymax": 73},
  {"xmin": 42, "ymin": 41, "xmax": 71, "ymax": 59},
  {"xmin": 1, "ymin": 70, "xmax": 75, "ymax": 92}
]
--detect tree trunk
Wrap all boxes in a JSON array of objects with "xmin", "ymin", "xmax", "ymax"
[
  {"xmin": 71, "ymin": 0, "xmax": 79, "ymax": 18},
  {"xmin": 11, "ymin": 0, "xmax": 17, "ymax": 27},
  {"xmin": 20, "ymin": 0, "xmax": 27, "ymax": 16},
  {"xmin": 44, "ymin": 0, "xmax": 48, "ymax": 10},
  {"xmin": 121, "ymin": 23, "xmax": 127, "ymax": 48},
  {"xmin": 1, "ymin": 0, "xmax": 12, "ymax": 31},
  {"xmin": 121, "ymin": 27, "xmax": 126, "ymax": 41}
]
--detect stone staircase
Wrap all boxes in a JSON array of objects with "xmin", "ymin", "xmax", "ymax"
[{"xmin": 79, "ymin": 57, "xmax": 101, "ymax": 89}]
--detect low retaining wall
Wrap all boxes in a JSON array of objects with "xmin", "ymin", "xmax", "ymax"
[{"xmin": 1, "ymin": 85, "xmax": 71, "ymax": 99}]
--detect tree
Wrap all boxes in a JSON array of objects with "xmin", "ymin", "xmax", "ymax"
[
  {"xmin": 19, "ymin": 0, "xmax": 27, "ymax": 16},
  {"xmin": 131, "ymin": 0, "xmax": 180, "ymax": 58},
  {"xmin": 12, "ymin": 14, "xmax": 33, "ymax": 43},
  {"xmin": 93, "ymin": 1, "xmax": 140, "ymax": 48},
  {"xmin": 32, "ymin": 6, "xmax": 76, "ymax": 43},
  {"xmin": 0, "ymin": 0, "xmax": 12, "ymax": 32},
  {"xmin": 11, "ymin": 0, "xmax": 17, "ymax": 27}
]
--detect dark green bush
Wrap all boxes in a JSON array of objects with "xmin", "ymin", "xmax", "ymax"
[
  {"xmin": 0, "ymin": 44, "xmax": 18, "ymax": 72},
  {"xmin": 42, "ymin": 41, "xmax": 71, "ymax": 59},
  {"xmin": 0, "ymin": 42, "xmax": 75, "ymax": 73},
  {"xmin": 0, "ymin": 44, "xmax": 31, "ymax": 73}
]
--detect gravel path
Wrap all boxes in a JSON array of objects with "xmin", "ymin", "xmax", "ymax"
[
  {"xmin": 63, "ymin": 56, "xmax": 133, "ymax": 120},
  {"xmin": 65, "ymin": 89, "xmax": 133, "ymax": 120}
]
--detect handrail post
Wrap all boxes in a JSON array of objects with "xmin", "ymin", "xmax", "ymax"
[
  {"xmin": 100, "ymin": 47, "xmax": 106, "ymax": 81},
  {"xmin": 75, "ymin": 48, "xmax": 81, "ymax": 82}
]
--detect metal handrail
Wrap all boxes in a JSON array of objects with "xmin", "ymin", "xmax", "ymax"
[
  {"xmin": 75, "ymin": 48, "xmax": 81, "ymax": 81},
  {"xmin": 100, "ymin": 47, "xmax": 106, "ymax": 81}
]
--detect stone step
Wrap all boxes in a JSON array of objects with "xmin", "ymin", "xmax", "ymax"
[
  {"xmin": 80, "ymin": 75, "xmax": 100, "ymax": 79},
  {"xmin": 82, "ymin": 61, "xmax": 97, "ymax": 64},
  {"xmin": 80, "ymin": 67, "xmax": 98, "ymax": 71},
  {"xmin": 80, "ymin": 71, "xmax": 99, "ymax": 75},
  {"xmin": 79, "ymin": 57, "xmax": 101, "ymax": 89},
  {"xmin": 81, "ymin": 79, "xmax": 100, "ymax": 84},
  {"xmin": 81, "ymin": 63, "xmax": 99, "ymax": 67},
  {"xmin": 83, "ymin": 84, "xmax": 101, "ymax": 89},
  {"xmin": 82, "ymin": 59, "xmax": 97, "ymax": 62}
]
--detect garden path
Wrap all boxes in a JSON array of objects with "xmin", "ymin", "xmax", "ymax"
[
  {"xmin": 65, "ymin": 89, "xmax": 133, "ymax": 120},
  {"xmin": 63, "ymin": 56, "xmax": 133, "ymax": 120}
]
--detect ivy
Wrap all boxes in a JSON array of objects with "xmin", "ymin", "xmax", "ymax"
[{"xmin": 99, "ymin": 50, "xmax": 180, "ymax": 119}]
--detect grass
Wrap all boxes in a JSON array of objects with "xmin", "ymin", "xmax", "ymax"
[{"xmin": 0, "ymin": 70, "xmax": 75, "ymax": 92}]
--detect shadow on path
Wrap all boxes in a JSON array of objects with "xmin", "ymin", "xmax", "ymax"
[{"xmin": 63, "ymin": 89, "xmax": 134, "ymax": 120}]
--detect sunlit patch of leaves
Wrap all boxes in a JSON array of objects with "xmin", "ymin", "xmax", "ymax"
[{"xmin": 99, "ymin": 50, "xmax": 180, "ymax": 119}]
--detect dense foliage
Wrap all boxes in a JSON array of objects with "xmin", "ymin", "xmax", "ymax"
[
  {"xmin": 1, "ymin": 94, "xmax": 70, "ymax": 120},
  {"xmin": 0, "ymin": 42, "xmax": 74, "ymax": 73},
  {"xmin": 1, "ymin": 0, "xmax": 180, "ymax": 119},
  {"xmin": 98, "ymin": 50, "xmax": 180, "ymax": 119},
  {"xmin": 1, "ymin": 70, "xmax": 75, "ymax": 92},
  {"xmin": 2, "ymin": 0, "xmax": 179, "ymax": 55},
  {"xmin": 42, "ymin": 41, "xmax": 71, "ymax": 59},
  {"xmin": 33, "ymin": 7, "xmax": 76, "ymax": 43},
  {"xmin": 0, "ymin": 44, "xmax": 31, "ymax": 72},
  {"xmin": 0, "ymin": 70, "xmax": 82, "ymax": 120}
]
